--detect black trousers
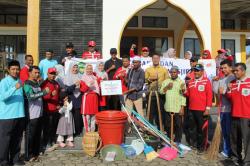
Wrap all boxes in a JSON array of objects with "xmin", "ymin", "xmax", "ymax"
[
  {"xmin": 165, "ymin": 112, "xmax": 182, "ymax": 143},
  {"xmin": 190, "ymin": 110, "xmax": 206, "ymax": 150},
  {"xmin": 25, "ymin": 117, "xmax": 42, "ymax": 159},
  {"xmin": 183, "ymin": 104, "xmax": 197, "ymax": 146},
  {"xmin": 148, "ymin": 94, "xmax": 166, "ymax": 130},
  {"xmin": 72, "ymin": 108, "xmax": 83, "ymax": 136},
  {"xmin": 42, "ymin": 111, "xmax": 60, "ymax": 148},
  {"xmin": 231, "ymin": 117, "xmax": 250, "ymax": 164},
  {"xmin": 0, "ymin": 118, "xmax": 25, "ymax": 165},
  {"xmin": 107, "ymin": 95, "xmax": 121, "ymax": 110}
]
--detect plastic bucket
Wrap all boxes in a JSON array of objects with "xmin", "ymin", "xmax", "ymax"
[{"xmin": 96, "ymin": 111, "xmax": 127, "ymax": 146}]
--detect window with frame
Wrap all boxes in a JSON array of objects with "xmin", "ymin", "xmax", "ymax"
[
  {"xmin": 127, "ymin": 16, "xmax": 138, "ymax": 27},
  {"xmin": 221, "ymin": 19, "xmax": 235, "ymax": 29},
  {"xmin": 142, "ymin": 37, "xmax": 168, "ymax": 54},
  {"xmin": 184, "ymin": 38, "xmax": 200, "ymax": 57},
  {"xmin": 142, "ymin": 16, "xmax": 168, "ymax": 28},
  {"xmin": 221, "ymin": 39, "xmax": 235, "ymax": 55},
  {"xmin": 0, "ymin": 14, "xmax": 27, "ymax": 25}
]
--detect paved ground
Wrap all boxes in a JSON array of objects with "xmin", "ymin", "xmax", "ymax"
[
  {"xmin": 24, "ymin": 149, "xmax": 235, "ymax": 166},
  {"xmin": 22, "ymin": 108, "xmax": 236, "ymax": 166}
]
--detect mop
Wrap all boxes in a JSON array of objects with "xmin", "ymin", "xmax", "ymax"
[
  {"xmin": 123, "ymin": 104, "xmax": 159, "ymax": 161},
  {"xmin": 122, "ymin": 104, "xmax": 185, "ymax": 155}
]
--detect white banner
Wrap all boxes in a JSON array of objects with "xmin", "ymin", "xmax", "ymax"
[
  {"xmin": 65, "ymin": 58, "xmax": 216, "ymax": 80},
  {"xmin": 139, "ymin": 57, "xmax": 191, "ymax": 80}
]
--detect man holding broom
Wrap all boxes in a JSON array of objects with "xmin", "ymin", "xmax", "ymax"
[
  {"xmin": 160, "ymin": 66, "xmax": 186, "ymax": 144},
  {"xmin": 213, "ymin": 59, "xmax": 235, "ymax": 158},
  {"xmin": 184, "ymin": 64, "xmax": 212, "ymax": 155},
  {"xmin": 227, "ymin": 63, "xmax": 250, "ymax": 166}
]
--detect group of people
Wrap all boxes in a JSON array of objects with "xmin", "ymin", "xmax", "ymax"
[{"xmin": 0, "ymin": 40, "xmax": 249, "ymax": 166}]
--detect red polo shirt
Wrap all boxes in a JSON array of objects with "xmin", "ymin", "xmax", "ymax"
[
  {"xmin": 41, "ymin": 79, "xmax": 60, "ymax": 112},
  {"xmin": 227, "ymin": 77, "xmax": 250, "ymax": 119},
  {"xmin": 185, "ymin": 76, "xmax": 213, "ymax": 111}
]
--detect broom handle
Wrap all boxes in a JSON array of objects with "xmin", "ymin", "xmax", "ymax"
[
  {"xmin": 125, "ymin": 105, "xmax": 182, "ymax": 153},
  {"xmin": 155, "ymin": 91, "xmax": 164, "ymax": 131},
  {"xmin": 170, "ymin": 113, "xmax": 174, "ymax": 146},
  {"xmin": 146, "ymin": 91, "xmax": 152, "ymax": 120},
  {"xmin": 122, "ymin": 104, "xmax": 146, "ymax": 145}
]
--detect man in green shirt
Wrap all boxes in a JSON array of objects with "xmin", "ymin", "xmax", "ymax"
[{"xmin": 160, "ymin": 66, "xmax": 186, "ymax": 143}]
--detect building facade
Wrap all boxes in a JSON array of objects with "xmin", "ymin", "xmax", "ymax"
[{"xmin": 0, "ymin": 0, "xmax": 250, "ymax": 76}]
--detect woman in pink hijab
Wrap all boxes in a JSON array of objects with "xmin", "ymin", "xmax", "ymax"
[{"xmin": 80, "ymin": 64, "xmax": 100, "ymax": 132}]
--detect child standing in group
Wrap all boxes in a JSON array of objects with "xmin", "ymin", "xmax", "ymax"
[
  {"xmin": 56, "ymin": 93, "xmax": 75, "ymax": 148},
  {"xmin": 80, "ymin": 64, "xmax": 100, "ymax": 132},
  {"xmin": 95, "ymin": 62, "xmax": 108, "ymax": 111}
]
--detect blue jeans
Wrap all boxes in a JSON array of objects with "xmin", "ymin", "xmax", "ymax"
[{"xmin": 220, "ymin": 112, "xmax": 232, "ymax": 156}]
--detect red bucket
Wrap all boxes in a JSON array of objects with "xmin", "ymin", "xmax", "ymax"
[{"xmin": 96, "ymin": 111, "xmax": 127, "ymax": 146}]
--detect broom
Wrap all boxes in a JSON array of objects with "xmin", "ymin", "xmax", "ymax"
[
  {"xmin": 122, "ymin": 104, "xmax": 184, "ymax": 155},
  {"xmin": 122, "ymin": 104, "xmax": 159, "ymax": 161},
  {"xmin": 205, "ymin": 94, "xmax": 222, "ymax": 160}
]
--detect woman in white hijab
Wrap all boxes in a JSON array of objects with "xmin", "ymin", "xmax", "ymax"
[
  {"xmin": 184, "ymin": 51, "xmax": 193, "ymax": 60},
  {"xmin": 64, "ymin": 63, "xmax": 83, "ymax": 136},
  {"xmin": 163, "ymin": 48, "xmax": 177, "ymax": 58}
]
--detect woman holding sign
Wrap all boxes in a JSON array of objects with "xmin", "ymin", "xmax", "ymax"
[{"xmin": 80, "ymin": 64, "xmax": 100, "ymax": 132}]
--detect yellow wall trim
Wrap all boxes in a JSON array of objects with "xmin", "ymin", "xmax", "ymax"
[
  {"xmin": 26, "ymin": 0, "xmax": 40, "ymax": 65},
  {"xmin": 240, "ymin": 34, "xmax": 246, "ymax": 63},
  {"xmin": 210, "ymin": 0, "xmax": 221, "ymax": 58},
  {"xmin": 176, "ymin": 20, "xmax": 189, "ymax": 58}
]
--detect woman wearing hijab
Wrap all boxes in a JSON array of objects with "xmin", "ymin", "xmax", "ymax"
[
  {"xmin": 184, "ymin": 51, "xmax": 193, "ymax": 60},
  {"xmin": 201, "ymin": 50, "xmax": 212, "ymax": 59},
  {"xmin": 163, "ymin": 48, "xmax": 177, "ymax": 58},
  {"xmin": 80, "ymin": 64, "xmax": 100, "ymax": 132},
  {"xmin": 95, "ymin": 62, "xmax": 108, "ymax": 111},
  {"xmin": 55, "ymin": 64, "xmax": 65, "ymax": 88},
  {"xmin": 64, "ymin": 63, "xmax": 83, "ymax": 136}
]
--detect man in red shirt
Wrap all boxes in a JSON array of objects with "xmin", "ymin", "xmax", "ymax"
[
  {"xmin": 20, "ymin": 55, "xmax": 33, "ymax": 84},
  {"xmin": 184, "ymin": 64, "xmax": 212, "ymax": 154},
  {"xmin": 129, "ymin": 44, "xmax": 150, "ymax": 58},
  {"xmin": 81, "ymin": 41, "xmax": 101, "ymax": 59},
  {"xmin": 227, "ymin": 63, "xmax": 250, "ymax": 166},
  {"xmin": 41, "ymin": 67, "xmax": 60, "ymax": 152},
  {"xmin": 113, "ymin": 56, "xmax": 130, "ymax": 104}
]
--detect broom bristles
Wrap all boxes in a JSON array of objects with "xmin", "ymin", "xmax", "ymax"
[
  {"xmin": 205, "ymin": 119, "xmax": 222, "ymax": 160},
  {"xmin": 144, "ymin": 145, "xmax": 159, "ymax": 161},
  {"xmin": 146, "ymin": 150, "xmax": 159, "ymax": 161}
]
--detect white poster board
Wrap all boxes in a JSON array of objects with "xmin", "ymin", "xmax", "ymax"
[
  {"xmin": 100, "ymin": 80, "xmax": 122, "ymax": 96},
  {"xmin": 198, "ymin": 59, "xmax": 217, "ymax": 80}
]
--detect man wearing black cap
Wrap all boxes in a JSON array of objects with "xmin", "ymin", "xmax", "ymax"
[
  {"xmin": 184, "ymin": 64, "xmax": 212, "ymax": 154},
  {"xmin": 61, "ymin": 42, "xmax": 78, "ymax": 65},
  {"xmin": 183, "ymin": 56, "xmax": 199, "ymax": 147},
  {"xmin": 104, "ymin": 48, "xmax": 122, "ymax": 109}
]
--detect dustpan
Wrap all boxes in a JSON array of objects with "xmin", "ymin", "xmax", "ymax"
[
  {"xmin": 130, "ymin": 139, "xmax": 144, "ymax": 155},
  {"xmin": 159, "ymin": 146, "xmax": 177, "ymax": 161}
]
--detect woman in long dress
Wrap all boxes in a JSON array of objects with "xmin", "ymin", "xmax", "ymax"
[
  {"xmin": 80, "ymin": 64, "xmax": 100, "ymax": 132},
  {"xmin": 64, "ymin": 63, "xmax": 83, "ymax": 136}
]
